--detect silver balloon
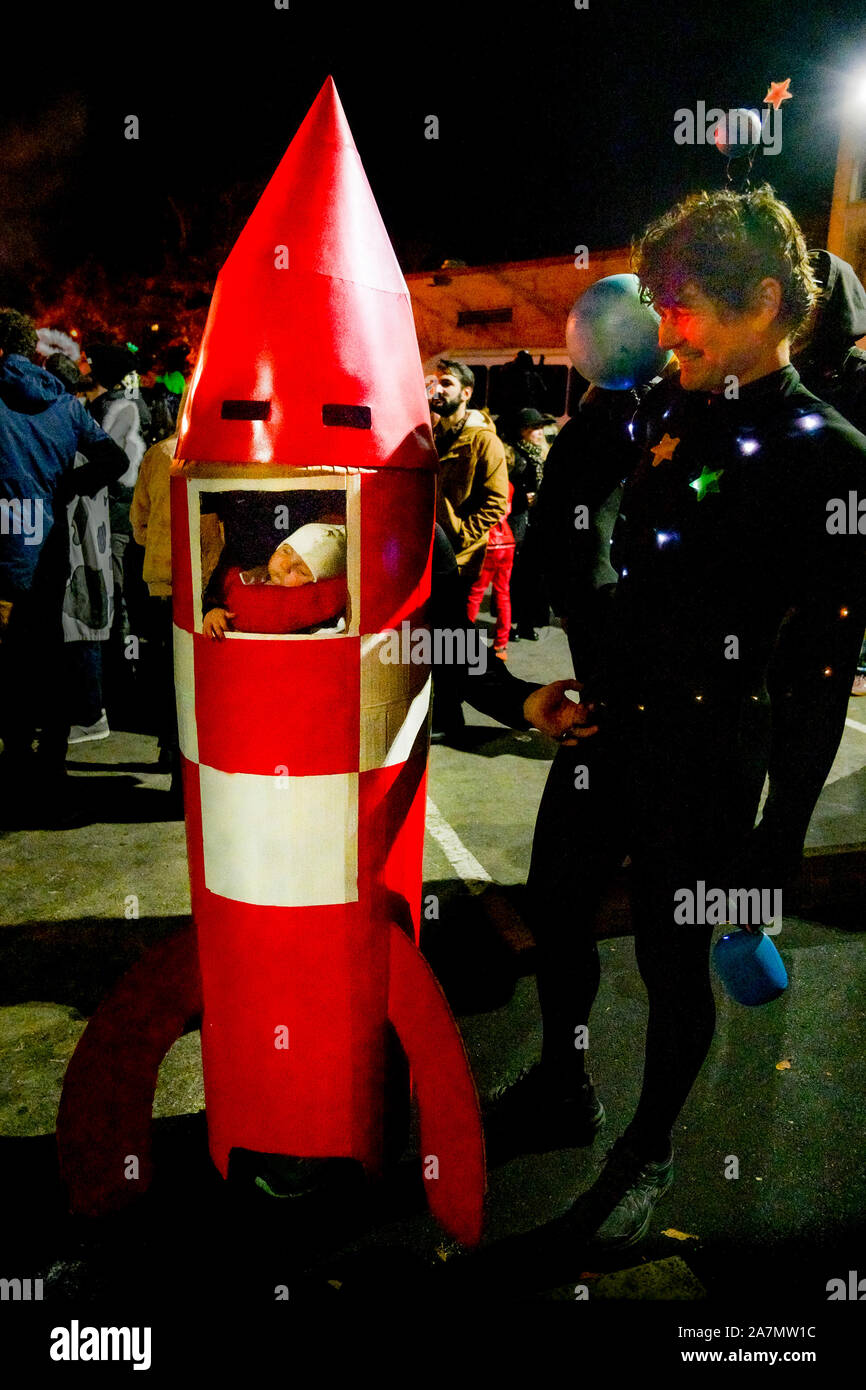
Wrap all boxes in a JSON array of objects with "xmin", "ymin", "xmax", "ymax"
[
  {"xmin": 566, "ymin": 274, "xmax": 671, "ymax": 390},
  {"xmin": 713, "ymin": 107, "xmax": 762, "ymax": 157}
]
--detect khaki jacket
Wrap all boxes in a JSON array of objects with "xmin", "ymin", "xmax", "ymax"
[
  {"xmin": 434, "ymin": 408, "xmax": 509, "ymax": 575},
  {"xmin": 131, "ymin": 435, "xmax": 223, "ymax": 597},
  {"xmin": 131, "ymin": 436, "xmax": 175, "ymax": 596}
]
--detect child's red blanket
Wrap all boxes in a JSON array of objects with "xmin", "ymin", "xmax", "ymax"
[{"xmin": 222, "ymin": 567, "xmax": 347, "ymax": 634}]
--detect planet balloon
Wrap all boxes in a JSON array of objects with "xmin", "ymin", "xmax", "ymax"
[
  {"xmin": 566, "ymin": 274, "xmax": 671, "ymax": 390},
  {"xmin": 713, "ymin": 107, "xmax": 762, "ymax": 157}
]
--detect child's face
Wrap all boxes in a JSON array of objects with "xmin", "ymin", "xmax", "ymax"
[{"xmin": 267, "ymin": 544, "xmax": 314, "ymax": 587}]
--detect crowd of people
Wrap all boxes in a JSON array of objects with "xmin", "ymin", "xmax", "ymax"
[
  {"xmin": 0, "ymin": 319, "xmax": 571, "ymax": 816},
  {"xmin": 0, "ymin": 311, "xmax": 190, "ymax": 825},
  {"xmin": 2, "ymin": 182, "xmax": 866, "ymax": 1254},
  {"xmin": 429, "ymin": 356, "xmax": 557, "ymax": 660}
]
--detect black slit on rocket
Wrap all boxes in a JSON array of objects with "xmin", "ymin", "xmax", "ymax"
[
  {"xmin": 221, "ymin": 400, "xmax": 272, "ymax": 421},
  {"xmin": 322, "ymin": 404, "xmax": 372, "ymax": 429}
]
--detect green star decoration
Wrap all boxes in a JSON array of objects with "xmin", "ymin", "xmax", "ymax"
[{"xmin": 689, "ymin": 466, "xmax": 724, "ymax": 501}]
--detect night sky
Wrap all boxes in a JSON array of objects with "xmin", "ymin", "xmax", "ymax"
[{"xmin": 3, "ymin": 0, "xmax": 866, "ymax": 308}]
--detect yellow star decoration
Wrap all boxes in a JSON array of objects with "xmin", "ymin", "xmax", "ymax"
[
  {"xmin": 764, "ymin": 78, "xmax": 792, "ymax": 110},
  {"xmin": 650, "ymin": 433, "xmax": 681, "ymax": 467}
]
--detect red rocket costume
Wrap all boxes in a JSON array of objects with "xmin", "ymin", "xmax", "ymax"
[{"xmin": 57, "ymin": 78, "xmax": 486, "ymax": 1247}]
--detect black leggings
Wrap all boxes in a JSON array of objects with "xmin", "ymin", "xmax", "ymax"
[{"xmin": 527, "ymin": 707, "xmax": 768, "ymax": 1155}]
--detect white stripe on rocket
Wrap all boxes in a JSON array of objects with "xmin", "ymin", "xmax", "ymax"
[{"xmin": 199, "ymin": 765, "xmax": 359, "ymax": 907}]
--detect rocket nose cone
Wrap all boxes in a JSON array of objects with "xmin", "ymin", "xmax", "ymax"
[
  {"xmin": 179, "ymin": 75, "xmax": 434, "ymax": 471},
  {"xmin": 222, "ymin": 73, "xmax": 405, "ymax": 298},
  {"xmin": 295, "ymin": 73, "xmax": 355, "ymax": 157}
]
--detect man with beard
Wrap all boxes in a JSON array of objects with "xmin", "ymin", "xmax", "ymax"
[{"xmin": 430, "ymin": 359, "xmax": 509, "ymax": 588}]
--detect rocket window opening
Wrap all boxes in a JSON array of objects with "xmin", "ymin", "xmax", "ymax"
[
  {"xmin": 198, "ymin": 487, "xmax": 349, "ymax": 638},
  {"xmin": 322, "ymin": 403, "xmax": 371, "ymax": 429}
]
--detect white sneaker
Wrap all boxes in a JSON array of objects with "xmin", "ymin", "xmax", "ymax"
[{"xmin": 68, "ymin": 709, "xmax": 110, "ymax": 744}]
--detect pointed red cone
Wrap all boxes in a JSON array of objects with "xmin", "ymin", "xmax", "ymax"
[{"xmin": 178, "ymin": 76, "xmax": 434, "ymax": 473}]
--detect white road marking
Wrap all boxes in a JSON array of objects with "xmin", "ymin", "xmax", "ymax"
[
  {"xmin": 844, "ymin": 717, "xmax": 866, "ymax": 735},
  {"xmin": 425, "ymin": 796, "xmax": 492, "ymax": 895}
]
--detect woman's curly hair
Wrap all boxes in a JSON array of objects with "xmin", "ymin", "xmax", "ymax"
[{"xmin": 631, "ymin": 184, "xmax": 819, "ymax": 340}]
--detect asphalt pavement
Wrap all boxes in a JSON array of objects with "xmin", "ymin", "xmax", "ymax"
[{"xmin": 1, "ymin": 611, "xmax": 865, "ymax": 1345}]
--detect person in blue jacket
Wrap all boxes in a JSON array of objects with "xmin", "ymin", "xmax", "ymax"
[{"xmin": 0, "ymin": 310, "xmax": 128, "ymax": 823}]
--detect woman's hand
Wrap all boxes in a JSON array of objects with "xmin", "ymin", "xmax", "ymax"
[
  {"xmin": 203, "ymin": 607, "xmax": 236, "ymax": 641},
  {"xmin": 522, "ymin": 679, "xmax": 600, "ymax": 744}
]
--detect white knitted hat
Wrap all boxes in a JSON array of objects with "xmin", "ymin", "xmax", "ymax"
[{"xmin": 277, "ymin": 523, "xmax": 346, "ymax": 581}]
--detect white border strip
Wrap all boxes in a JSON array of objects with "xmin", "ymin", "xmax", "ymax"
[{"xmin": 184, "ymin": 472, "xmax": 360, "ymax": 639}]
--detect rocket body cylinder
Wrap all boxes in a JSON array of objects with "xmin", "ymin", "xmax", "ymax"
[
  {"xmin": 170, "ymin": 75, "xmax": 444, "ymax": 1178},
  {"xmin": 171, "ymin": 461, "xmax": 435, "ymax": 1173}
]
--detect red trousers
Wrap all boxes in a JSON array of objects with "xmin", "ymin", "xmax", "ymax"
[{"xmin": 466, "ymin": 544, "xmax": 515, "ymax": 650}]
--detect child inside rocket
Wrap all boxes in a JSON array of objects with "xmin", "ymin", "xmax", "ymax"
[{"xmin": 202, "ymin": 501, "xmax": 347, "ymax": 639}]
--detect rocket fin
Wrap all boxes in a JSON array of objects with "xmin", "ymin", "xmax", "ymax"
[
  {"xmin": 56, "ymin": 927, "xmax": 202, "ymax": 1216},
  {"xmin": 386, "ymin": 924, "xmax": 485, "ymax": 1246}
]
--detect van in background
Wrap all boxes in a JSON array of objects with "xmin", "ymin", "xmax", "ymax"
[
  {"xmin": 407, "ymin": 250, "xmax": 630, "ymax": 423},
  {"xmin": 422, "ymin": 348, "xmax": 585, "ymax": 426}
]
